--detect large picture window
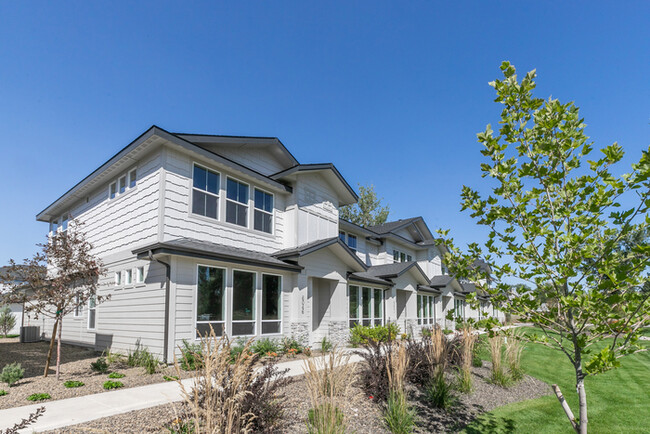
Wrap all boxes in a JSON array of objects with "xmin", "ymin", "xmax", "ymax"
[
  {"xmin": 417, "ymin": 294, "xmax": 435, "ymax": 325},
  {"xmin": 232, "ymin": 270, "xmax": 255, "ymax": 335},
  {"xmin": 254, "ymin": 189, "xmax": 273, "ymax": 233},
  {"xmin": 196, "ymin": 266, "xmax": 225, "ymax": 337},
  {"xmin": 192, "ymin": 165, "xmax": 220, "ymax": 219},
  {"xmin": 349, "ymin": 285, "xmax": 384, "ymax": 328},
  {"xmin": 226, "ymin": 178, "xmax": 249, "ymax": 227},
  {"xmin": 261, "ymin": 274, "xmax": 281, "ymax": 334}
]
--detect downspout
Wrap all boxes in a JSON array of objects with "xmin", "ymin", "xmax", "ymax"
[{"xmin": 148, "ymin": 251, "xmax": 171, "ymax": 364}]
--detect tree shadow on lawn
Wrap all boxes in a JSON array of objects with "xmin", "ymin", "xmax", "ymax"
[
  {"xmin": 0, "ymin": 339, "xmax": 100, "ymax": 379},
  {"xmin": 463, "ymin": 413, "xmax": 517, "ymax": 434}
]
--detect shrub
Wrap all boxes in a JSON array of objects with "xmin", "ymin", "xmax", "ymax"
[
  {"xmin": 350, "ymin": 323, "xmax": 400, "ymax": 347},
  {"xmin": 426, "ymin": 371, "xmax": 454, "ymax": 409},
  {"xmin": 308, "ymin": 402, "xmax": 345, "ymax": 434},
  {"xmin": 472, "ymin": 353, "xmax": 483, "ymax": 368},
  {"xmin": 127, "ymin": 339, "xmax": 159, "ymax": 374},
  {"xmin": 488, "ymin": 335, "xmax": 510, "ymax": 387},
  {"xmin": 443, "ymin": 328, "xmax": 453, "ymax": 335},
  {"xmin": 180, "ymin": 340, "xmax": 203, "ymax": 371},
  {"xmin": 1, "ymin": 363, "xmax": 24, "ymax": 387},
  {"xmin": 63, "ymin": 380, "xmax": 85, "ymax": 388},
  {"xmin": 252, "ymin": 337, "xmax": 280, "ymax": 356},
  {"xmin": 355, "ymin": 337, "xmax": 390, "ymax": 401},
  {"xmin": 229, "ymin": 340, "xmax": 249, "ymax": 364},
  {"xmin": 173, "ymin": 329, "xmax": 291, "ymax": 433},
  {"xmin": 103, "ymin": 380, "xmax": 124, "ymax": 390},
  {"xmin": 281, "ymin": 336, "xmax": 304, "ymax": 354},
  {"xmin": 108, "ymin": 372, "xmax": 125, "ymax": 379},
  {"xmin": 320, "ymin": 336, "xmax": 332, "ymax": 353},
  {"xmin": 0, "ymin": 389, "xmax": 6, "ymax": 396},
  {"xmin": 27, "ymin": 393, "xmax": 51, "ymax": 401},
  {"xmin": 90, "ymin": 357, "xmax": 109, "ymax": 374},
  {"xmin": 505, "ymin": 329, "xmax": 525, "ymax": 381},
  {"xmin": 103, "ymin": 348, "xmax": 124, "ymax": 365},
  {"xmin": 163, "ymin": 375, "xmax": 179, "ymax": 382}
]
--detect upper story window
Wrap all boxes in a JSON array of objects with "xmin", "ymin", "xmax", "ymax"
[
  {"xmin": 339, "ymin": 231, "xmax": 357, "ymax": 251},
  {"xmin": 50, "ymin": 219, "xmax": 59, "ymax": 233},
  {"xmin": 61, "ymin": 214, "xmax": 69, "ymax": 232},
  {"xmin": 226, "ymin": 178, "xmax": 249, "ymax": 227},
  {"xmin": 339, "ymin": 231, "xmax": 346, "ymax": 242},
  {"xmin": 129, "ymin": 169, "xmax": 137, "ymax": 188},
  {"xmin": 109, "ymin": 167, "xmax": 137, "ymax": 201},
  {"xmin": 118, "ymin": 175, "xmax": 127, "ymax": 194},
  {"xmin": 50, "ymin": 214, "xmax": 70, "ymax": 234},
  {"xmin": 109, "ymin": 182, "xmax": 117, "ymax": 199},
  {"xmin": 254, "ymin": 188, "xmax": 273, "ymax": 234},
  {"xmin": 393, "ymin": 249, "xmax": 412, "ymax": 263},
  {"xmin": 192, "ymin": 165, "xmax": 220, "ymax": 220}
]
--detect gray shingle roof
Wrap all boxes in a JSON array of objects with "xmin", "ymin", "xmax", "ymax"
[
  {"xmin": 366, "ymin": 217, "xmax": 422, "ymax": 234},
  {"xmin": 347, "ymin": 271, "xmax": 392, "ymax": 286},
  {"xmin": 132, "ymin": 238, "xmax": 302, "ymax": 272},
  {"xmin": 362, "ymin": 262, "xmax": 415, "ymax": 278},
  {"xmin": 429, "ymin": 275, "xmax": 455, "ymax": 287},
  {"xmin": 272, "ymin": 237, "xmax": 339, "ymax": 258}
]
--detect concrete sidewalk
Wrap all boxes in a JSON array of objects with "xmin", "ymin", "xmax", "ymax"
[{"xmin": 0, "ymin": 353, "xmax": 364, "ymax": 433}]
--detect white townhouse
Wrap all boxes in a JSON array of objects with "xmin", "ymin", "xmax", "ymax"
[{"xmin": 27, "ymin": 126, "xmax": 503, "ymax": 362}]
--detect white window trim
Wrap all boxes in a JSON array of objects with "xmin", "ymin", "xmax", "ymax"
[
  {"xmin": 225, "ymin": 177, "xmax": 250, "ymax": 228},
  {"xmin": 260, "ymin": 272, "xmax": 282, "ymax": 335},
  {"xmin": 124, "ymin": 269, "xmax": 133, "ymax": 286},
  {"xmin": 348, "ymin": 284, "xmax": 384, "ymax": 328},
  {"xmin": 129, "ymin": 168, "xmax": 137, "ymax": 188},
  {"xmin": 191, "ymin": 163, "xmax": 221, "ymax": 221},
  {"xmin": 253, "ymin": 187, "xmax": 275, "ymax": 235},
  {"xmin": 73, "ymin": 293, "xmax": 82, "ymax": 318},
  {"xmin": 231, "ymin": 268, "xmax": 257, "ymax": 336},
  {"xmin": 417, "ymin": 293, "xmax": 436, "ymax": 325},
  {"xmin": 87, "ymin": 295, "xmax": 96, "ymax": 331},
  {"xmin": 114, "ymin": 271, "xmax": 122, "ymax": 286},
  {"xmin": 194, "ymin": 263, "xmax": 227, "ymax": 339},
  {"xmin": 136, "ymin": 266, "xmax": 145, "ymax": 284}
]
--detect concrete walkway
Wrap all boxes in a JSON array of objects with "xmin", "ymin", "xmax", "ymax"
[{"xmin": 0, "ymin": 353, "xmax": 364, "ymax": 433}]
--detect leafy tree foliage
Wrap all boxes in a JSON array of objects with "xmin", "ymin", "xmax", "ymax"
[
  {"xmin": 0, "ymin": 305, "xmax": 16, "ymax": 337},
  {"xmin": 441, "ymin": 62, "xmax": 650, "ymax": 434},
  {"xmin": 0, "ymin": 220, "xmax": 106, "ymax": 379},
  {"xmin": 340, "ymin": 184, "xmax": 390, "ymax": 227}
]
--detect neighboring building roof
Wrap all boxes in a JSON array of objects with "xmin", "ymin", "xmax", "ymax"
[
  {"xmin": 471, "ymin": 259, "xmax": 492, "ymax": 275},
  {"xmin": 347, "ymin": 271, "xmax": 392, "ymax": 286},
  {"xmin": 366, "ymin": 217, "xmax": 423, "ymax": 234},
  {"xmin": 429, "ymin": 275, "xmax": 455, "ymax": 287},
  {"xmin": 132, "ymin": 238, "xmax": 302, "ymax": 272},
  {"xmin": 460, "ymin": 282, "xmax": 477, "ymax": 294},
  {"xmin": 361, "ymin": 261, "xmax": 428, "ymax": 281},
  {"xmin": 417, "ymin": 284, "xmax": 442, "ymax": 294},
  {"xmin": 270, "ymin": 163, "xmax": 358, "ymax": 206},
  {"xmin": 273, "ymin": 237, "xmax": 367, "ymax": 270}
]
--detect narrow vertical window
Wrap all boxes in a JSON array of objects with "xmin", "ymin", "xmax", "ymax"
[
  {"xmin": 347, "ymin": 234, "xmax": 357, "ymax": 252},
  {"xmin": 192, "ymin": 165, "xmax": 220, "ymax": 219},
  {"xmin": 349, "ymin": 285, "xmax": 359, "ymax": 328},
  {"xmin": 417, "ymin": 295, "xmax": 423, "ymax": 325},
  {"xmin": 129, "ymin": 169, "xmax": 137, "ymax": 188},
  {"xmin": 339, "ymin": 231, "xmax": 346, "ymax": 242},
  {"xmin": 50, "ymin": 219, "xmax": 59, "ymax": 233},
  {"xmin": 88, "ymin": 295, "xmax": 96, "ymax": 330},
  {"xmin": 73, "ymin": 293, "xmax": 81, "ymax": 317},
  {"xmin": 115, "ymin": 272, "xmax": 122, "ymax": 286},
  {"xmin": 226, "ymin": 178, "xmax": 249, "ymax": 227},
  {"xmin": 232, "ymin": 270, "xmax": 255, "ymax": 335},
  {"xmin": 362, "ymin": 287, "xmax": 371, "ymax": 326},
  {"xmin": 261, "ymin": 274, "xmax": 281, "ymax": 334},
  {"xmin": 406, "ymin": 254, "xmax": 412, "ymax": 262},
  {"xmin": 136, "ymin": 266, "xmax": 145, "ymax": 283},
  {"xmin": 119, "ymin": 176, "xmax": 127, "ymax": 194},
  {"xmin": 196, "ymin": 266, "xmax": 225, "ymax": 337},
  {"xmin": 373, "ymin": 288, "xmax": 383, "ymax": 326},
  {"xmin": 125, "ymin": 269, "xmax": 132, "ymax": 285},
  {"xmin": 109, "ymin": 183, "xmax": 117, "ymax": 199},
  {"xmin": 393, "ymin": 250, "xmax": 399, "ymax": 262},
  {"xmin": 61, "ymin": 214, "xmax": 69, "ymax": 232},
  {"xmin": 254, "ymin": 189, "xmax": 273, "ymax": 233}
]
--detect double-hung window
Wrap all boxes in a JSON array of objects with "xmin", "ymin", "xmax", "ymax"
[
  {"xmin": 196, "ymin": 266, "xmax": 225, "ymax": 337},
  {"xmin": 261, "ymin": 274, "xmax": 281, "ymax": 334},
  {"xmin": 347, "ymin": 234, "xmax": 357, "ymax": 252},
  {"xmin": 129, "ymin": 169, "xmax": 137, "ymax": 188},
  {"xmin": 254, "ymin": 189, "xmax": 273, "ymax": 233},
  {"xmin": 88, "ymin": 295, "xmax": 96, "ymax": 330},
  {"xmin": 232, "ymin": 270, "xmax": 255, "ymax": 335},
  {"xmin": 119, "ymin": 176, "xmax": 127, "ymax": 194},
  {"xmin": 226, "ymin": 178, "xmax": 249, "ymax": 227},
  {"xmin": 349, "ymin": 285, "xmax": 384, "ymax": 328},
  {"xmin": 192, "ymin": 165, "xmax": 220, "ymax": 219}
]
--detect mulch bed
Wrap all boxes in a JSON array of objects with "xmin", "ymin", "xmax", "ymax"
[
  {"xmin": 0, "ymin": 338, "xmax": 195, "ymax": 409},
  {"xmin": 48, "ymin": 361, "xmax": 551, "ymax": 433}
]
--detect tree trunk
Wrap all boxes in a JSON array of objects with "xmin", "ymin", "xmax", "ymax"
[
  {"xmin": 577, "ymin": 375, "xmax": 588, "ymax": 434},
  {"xmin": 56, "ymin": 316, "xmax": 62, "ymax": 380},
  {"xmin": 43, "ymin": 318, "xmax": 59, "ymax": 377}
]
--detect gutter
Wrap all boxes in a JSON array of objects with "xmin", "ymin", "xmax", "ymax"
[{"xmin": 148, "ymin": 251, "xmax": 171, "ymax": 364}]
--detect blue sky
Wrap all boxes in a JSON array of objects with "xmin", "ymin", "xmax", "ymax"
[{"xmin": 0, "ymin": 1, "xmax": 648, "ymax": 263}]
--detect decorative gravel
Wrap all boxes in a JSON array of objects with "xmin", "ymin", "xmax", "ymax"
[
  {"xmin": 0, "ymin": 338, "xmax": 194, "ymax": 409},
  {"xmin": 47, "ymin": 361, "xmax": 550, "ymax": 433}
]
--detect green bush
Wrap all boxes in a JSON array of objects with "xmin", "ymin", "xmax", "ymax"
[
  {"xmin": 180, "ymin": 340, "xmax": 203, "ymax": 370},
  {"xmin": 426, "ymin": 371, "xmax": 454, "ymax": 410},
  {"xmin": 251, "ymin": 338, "xmax": 280, "ymax": 356},
  {"xmin": 0, "ymin": 389, "xmax": 7, "ymax": 396},
  {"xmin": 384, "ymin": 389, "xmax": 415, "ymax": 434},
  {"xmin": 349, "ymin": 323, "xmax": 400, "ymax": 347},
  {"xmin": 27, "ymin": 393, "xmax": 51, "ymax": 401},
  {"xmin": 163, "ymin": 375, "xmax": 179, "ymax": 382},
  {"xmin": 90, "ymin": 357, "xmax": 109, "ymax": 373},
  {"xmin": 308, "ymin": 402, "xmax": 345, "ymax": 433},
  {"xmin": 472, "ymin": 353, "xmax": 483, "ymax": 368},
  {"xmin": 63, "ymin": 380, "xmax": 85, "ymax": 388},
  {"xmin": 320, "ymin": 336, "xmax": 333, "ymax": 353},
  {"xmin": 0, "ymin": 363, "xmax": 24, "ymax": 386},
  {"xmin": 281, "ymin": 336, "xmax": 304, "ymax": 353},
  {"xmin": 442, "ymin": 328, "xmax": 453, "ymax": 335},
  {"xmin": 108, "ymin": 372, "xmax": 125, "ymax": 379},
  {"xmin": 103, "ymin": 380, "xmax": 124, "ymax": 390},
  {"xmin": 127, "ymin": 339, "xmax": 159, "ymax": 374}
]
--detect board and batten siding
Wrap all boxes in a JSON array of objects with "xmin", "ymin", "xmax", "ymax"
[
  {"xmin": 162, "ymin": 148, "xmax": 285, "ymax": 253},
  {"xmin": 295, "ymin": 173, "xmax": 339, "ymax": 246}
]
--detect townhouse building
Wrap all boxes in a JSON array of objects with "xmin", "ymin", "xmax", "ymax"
[{"xmin": 27, "ymin": 126, "xmax": 503, "ymax": 362}]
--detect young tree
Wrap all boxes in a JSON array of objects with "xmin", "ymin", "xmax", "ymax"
[
  {"xmin": 441, "ymin": 62, "xmax": 650, "ymax": 433},
  {"xmin": 0, "ymin": 305, "xmax": 17, "ymax": 337},
  {"xmin": 340, "ymin": 183, "xmax": 390, "ymax": 227},
  {"xmin": 0, "ymin": 220, "xmax": 106, "ymax": 379}
]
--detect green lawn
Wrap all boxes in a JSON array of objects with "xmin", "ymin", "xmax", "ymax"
[{"xmin": 463, "ymin": 329, "xmax": 650, "ymax": 433}]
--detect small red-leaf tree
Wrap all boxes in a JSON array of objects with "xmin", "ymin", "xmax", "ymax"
[
  {"xmin": 0, "ymin": 220, "xmax": 106, "ymax": 379},
  {"xmin": 440, "ymin": 62, "xmax": 650, "ymax": 433}
]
